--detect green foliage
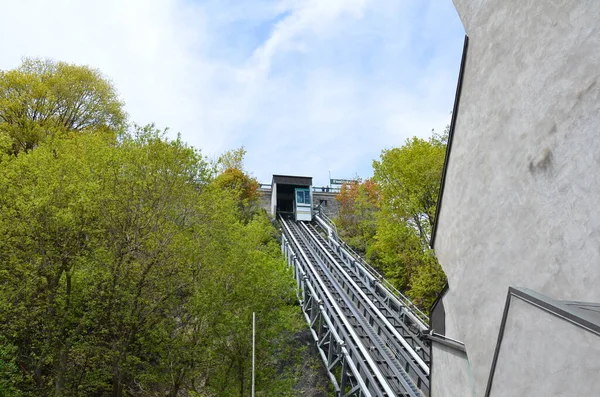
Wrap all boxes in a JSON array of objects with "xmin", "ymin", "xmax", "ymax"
[
  {"xmin": 406, "ymin": 251, "xmax": 447, "ymax": 310},
  {"xmin": 336, "ymin": 130, "xmax": 449, "ymax": 311},
  {"xmin": 213, "ymin": 167, "xmax": 261, "ymax": 222},
  {"xmin": 0, "ymin": 58, "xmax": 325, "ymax": 396},
  {"xmin": 335, "ymin": 180, "xmax": 379, "ymax": 254},
  {"xmin": 211, "ymin": 146, "xmax": 261, "ymax": 222},
  {"xmin": 367, "ymin": 217, "xmax": 424, "ymax": 291},
  {"xmin": 373, "ymin": 134, "xmax": 446, "ymax": 245},
  {"xmin": 0, "ymin": 337, "xmax": 23, "ymax": 397},
  {"xmin": 216, "ymin": 146, "xmax": 247, "ymax": 174},
  {"xmin": 0, "ymin": 58, "xmax": 126, "ymax": 154},
  {"xmin": 0, "ymin": 125, "xmax": 300, "ymax": 396}
]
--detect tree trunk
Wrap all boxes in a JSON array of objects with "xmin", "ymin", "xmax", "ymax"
[
  {"xmin": 54, "ymin": 347, "xmax": 67, "ymax": 397},
  {"xmin": 238, "ymin": 358, "xmax": 245, "ymax": 397}
]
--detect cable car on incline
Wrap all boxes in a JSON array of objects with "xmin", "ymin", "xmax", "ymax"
[
  {"xmin": 271, "ymin": 175, "xmax": 313, "ymax": 222},
  {"xmin": 294, "ymin": 187, "xmax": 312, "ymax": 221}
]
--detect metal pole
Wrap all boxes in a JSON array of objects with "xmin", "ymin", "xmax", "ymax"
[{"xmin": 252, "ymin": 312, "xmax": 256, "ymax": 397}]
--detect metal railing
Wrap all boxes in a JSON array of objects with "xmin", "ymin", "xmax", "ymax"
[
  {"xmin": 281, "ymin": 217, "xmax": 392, "ymax": 396},
  {"xmin": 312, "ymin": 186, "xmax": 341, "ymax": 193},
  {"xmin": 315, "ymin": 207, "xmax": 339, "ymax": 236},
  {"xmin": 315, "ymin": 210, "xmax": 429, "ymax": 327},
  {"xmin": 338, "ymin": 234, "xmax": 429, "ymax": 326},
  {"xmin": 256, "ymin": 184, "xmax": 341, "ymax": 193},
  {"xmin": 281, "ymin": 215, "xmax": 430, "ymax": 396}
]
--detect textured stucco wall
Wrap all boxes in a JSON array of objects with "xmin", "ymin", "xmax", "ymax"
[
  {"xmin": 434, "ymin": 1, "xmax": 600, "ymax": 396},
  {"xmin": 489, "ymin": 298, "xmax": 600, "ymax": 397},
  {"xmin": 431, "ymin": 342, "xmax": 475, "ymax": 397}
]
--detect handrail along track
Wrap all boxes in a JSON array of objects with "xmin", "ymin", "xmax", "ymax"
[
  {"xmin": 280, "ymin": 215, "xmax": 431, "ymax": 396},
  {"xmin": 316, "ymin": 212, "xmax": 429, "ymax": 327}
]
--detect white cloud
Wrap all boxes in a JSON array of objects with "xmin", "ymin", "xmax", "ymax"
[{"xmin": 0, "ymin": 0, "xmax": 465, "ymax": 186}]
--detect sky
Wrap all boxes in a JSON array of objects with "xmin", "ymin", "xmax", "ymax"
[{"xmin": 0, "ymin": 0, "xmax": 465, "ymax": 186}]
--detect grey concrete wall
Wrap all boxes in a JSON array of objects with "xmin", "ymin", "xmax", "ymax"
[
  {"xmin": 431, "ymin": 342, "xmax": 475, "ymax": 397},
  {"xmin": 258, "ymin": 188, "xmax": 272, "ymax": 214},
  {"xmin": 313, "ymin": 191, "xmax": 339, "ymax": 218},
  {"xmin": 489, "ymin": 297, "xmax": 600, "ymax": 397},
  {"xmin": 434, "ymin": 1, "xmax": 600, "ymax": 396}
]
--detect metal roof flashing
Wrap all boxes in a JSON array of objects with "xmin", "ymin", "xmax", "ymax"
[{"xmin": 272, "ymin": 175, "xmax": 313, "ymax": 186}]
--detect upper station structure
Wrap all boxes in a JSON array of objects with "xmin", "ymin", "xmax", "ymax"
[
  {"xmin": 258, "ymin": 174, "xmax": 340, "ymax": 221},
  {"xmin": 270, "ymin": 175, "xmax": 313, "ymax": 221}
]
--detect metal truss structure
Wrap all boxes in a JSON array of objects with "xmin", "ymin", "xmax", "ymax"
[{"xmin": 280, "ymin": 214, "xmax": 431, "ymax": 396}]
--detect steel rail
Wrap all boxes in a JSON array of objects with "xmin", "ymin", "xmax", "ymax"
[
  {"xmin": 282, "ymin": 234, "xmax": 353, "ymax": 393},
  {"xmin": 280, "ymin": 216, "xmax": 395, "ymax": 396},
  {"xmin": 309, "ymin": 224, "xmax": 431, "ymax": 364},
  {"xmin": 301, "ymin": 222, "xmax": 429, "ymax": 395},
  {"xmin": 301, "ymin": 221, "xmax": 430, "ymax": 379},
  {"xmin": 314, "ymin": 214, "xmax": 429, "ymax": 329},
  {"xmin": 284, "ymin": 218, "xmax": 396, "ymax": 395},
  {"xmin": 333, "ymin": 239, "xmax": 429, "ymax": 330},
  {"xmin": 315, "ymin": 211, "xmax": 429, "ymax": 326},
  {"xmin": 284, "ymin": 220, "xmax": 392, "ymax": 396},
  {"xmin": 327, "ymin": 232, "xmax": 428, "ymax": 328},
  {"xmin": 306, "ymin": 223, "xmax": 430, "ymax": 364},
  {"xmin": 283, "ymin": 235, "xmax": 374, "ymax": 395},
  {"xmin": 293, "ymin": 221, "xmax": 421, "ymax": 396}
]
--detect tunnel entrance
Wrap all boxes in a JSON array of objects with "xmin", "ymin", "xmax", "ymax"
[
  {"xmin": 271, "ymin": 175, "xmax": 312, "ymax": 217},
  {"xmin": 276, "ymin": 184, "xmax": 295, "ymax": 213}
]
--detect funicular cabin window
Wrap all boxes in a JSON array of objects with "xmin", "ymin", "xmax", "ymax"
[{"xmin": 296, "ymin": 190, "xmax": 309, "ymax": 204}]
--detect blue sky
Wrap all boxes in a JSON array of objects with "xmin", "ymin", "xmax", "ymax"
[{"xmin": 0, "ymin": 0, "xmax": 465, "ymax": 186}]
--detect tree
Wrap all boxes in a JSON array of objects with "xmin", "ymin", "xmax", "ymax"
[
  {"xmin": 367, "ymin": 215, "xmax": 425, "ymax": 291},
  {"xmin": 0, "ymin": 59, "xmax": 312, "ymax": 396},
  {"xmin": 212, "ymin": 147, "xmax": 261, "ymax": 222},
  {"xmin": 0, "ymin": 126, "xmax": 210, "ymax": 395},
  {"xmin": 216, "ymin": 146, "xmax": 247, "ymax": 174},
  {"xmin": 372, "ymin": 134, "xmax": 446, "ymax": 245},
  {"xmin": 213, "ymin": 167, "xmax": 260, "ymax": 221},
  {"xmin": 0, "ymin": 336, "xmax": 22, "ymax": 397},
  {"xmin": 335, "ymin": 179, "xmax": 380, "ymax": 254},
  {"xmin": 370, "ymin": 133, "xmax": 448, "ymax": 309},
  {"xmin": 0, "ymin": 58, "xmax": 126, "ymax": 154},
  {"xmin": 334, "ymin": 131, "xmax": 449, "ymax": 311},
  {"xmin": 0, "ymin": 124, "xmax": 303, "ymax": 396}
]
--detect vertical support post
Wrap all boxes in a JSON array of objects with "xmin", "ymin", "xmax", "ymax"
[
  {"xmin": 252, "ymin": 312, "xmax": 256, "ymax": 397},
  {"xmin": 340, "ymin": 355, "xmax": 348, "ymax": 395}
]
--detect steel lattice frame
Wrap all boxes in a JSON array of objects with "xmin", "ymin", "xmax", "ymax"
[
  {"xmin": 281, "ymin": 214, "xmax": 434, "ymax": 396},
  {"xmin": 282, "ymin": 233, "xmax": 371, "ymax": 396}
]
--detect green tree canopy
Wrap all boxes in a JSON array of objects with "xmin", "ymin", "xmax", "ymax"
[
  {"xmin": 0, "ymin": 58, "xmax": 126, "ymax": 154},
  {"xmin": 211, "ymin": 147, "xmax": 261, "ymax": 222},
  {"xmin": 216, "ymin": 146, "xmax": 247, "ymax": 173},
  {"xmin": 0, "ymin": 58, "xmax": 325, "ymax": 396},
  {"xmin": 335, "ymin": 179, "xmax": 380, "ymax": 254},
  {"xmin": 335, "ymin": 130, "xmax": 449, "ymax": 310},
  {"xmin": 373, "ymin": 133, "xmax": 447, "ymax": 245},
  {"xmin": 0, "ymin": 125, "xmax": 300, "ymax": 396}
]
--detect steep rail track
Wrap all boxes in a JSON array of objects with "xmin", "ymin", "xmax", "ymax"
[{"xmin": 280, "ymin": 215, "xmax": 430, "ymax": 396}]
